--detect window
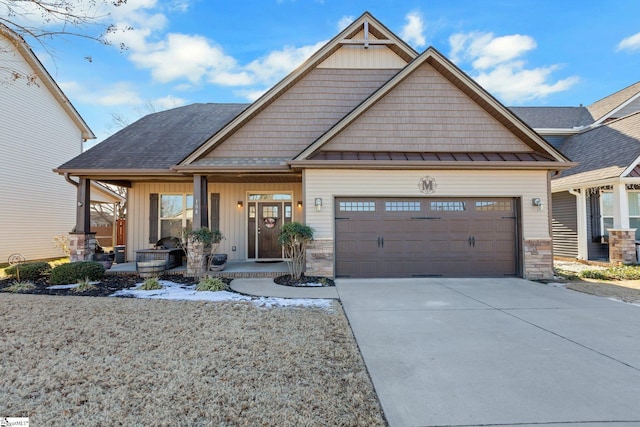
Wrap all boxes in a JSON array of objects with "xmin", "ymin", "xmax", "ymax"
[
  {"xmin": 475, "ymin": 201, "xmax": 511, "ymax": 211},
  {"xmin": 339, "ymin": 201, "xmax": 375, "ymax": 212},
  {"xmin": 430, "ymin": 201, "xmax": 466, "ymax": 211},
  {"xmin": 629, "ymin": 192, "xmax": 640, "ymax": 240},
  {"xmin": 160, "ymin": 194, "xmax": 193, "ymax": 238},
  {"xmin": 385, "ymin": 201, "xmax": 421, "ymax": 212},
  {"xmin": 601, "ymin": 192, "xmax": 613, "ymax": 240}
]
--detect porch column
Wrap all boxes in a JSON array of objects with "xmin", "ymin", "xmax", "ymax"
[
  {"xmin": 610, "ymin": 182, "xmax": 636, "ymax": 264},
  {"xmin": 68, "ymin": 177, "xmax": 97, "ymax": 262},
  {"xmin": 612, "ymin": 182, "xmax": 629, "ymax": 229},
  {"xmin": 75, "ymin": 177, "xmax": 92, "ymax": 233},
  {"xmin": 569, "ymin": 188, "xmax": 588, "ymax": 260},
  {"xmin": 193, "ymin": 175, "xmax": 209, "ymax": 231}
]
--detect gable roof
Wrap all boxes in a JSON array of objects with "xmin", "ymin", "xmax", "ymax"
[
  {"xmin": 179, "ymin": 12, "xmax": 417, "ymax": 166},
  {"xmin": 509, "ymin": 107, "xmax": 594, "ymax": 129},
  {"xmin": 0, "ymin": 24, "xmax": 94, "ymax": 140},
  {"xmin": 587, "ymin": 81, "xmax": 640, "ymax": 124},
  {"xmin": 57, "ymin": 103, "xmax": 248, "ymax": 173},
  {"xmin": 292, "ymin": 47, "xmax": 570, "ymax": 168},
  {"xmin": 552, "ymin": 111, "xmax": 640, "ymax": 189}
]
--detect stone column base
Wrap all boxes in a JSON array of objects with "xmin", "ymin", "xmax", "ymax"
[
  {"xmin": 608, "ymin": 229, "xmax": 637, "ymax": 265},
  {"xmin": 68, "ymin": 232, "xmax": 97, "ymax": 263},
  {"xmin": 186, "ymin": 238, "xmax": 210, "ymax": 278},
  {"xmin": 524, "ymin": 238, "xmax": 553, "ymax": 280},
  {"xmin": 305, "ymin": 239, "xmax": 334, "ymax": 278}
]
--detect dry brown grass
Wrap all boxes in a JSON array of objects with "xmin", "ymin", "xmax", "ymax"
[{"xmin": 0, "ymin": 294, "xmax": 385, "ymax": 426}]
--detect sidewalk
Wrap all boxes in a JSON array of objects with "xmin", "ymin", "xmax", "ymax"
[{"xmin": 230, "ymin": 278, "xmax": 339, "ymax": 299}]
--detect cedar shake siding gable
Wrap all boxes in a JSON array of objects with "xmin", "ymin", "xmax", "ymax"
[
  {"xmin": 180, "ymin": 12, "xmax": 417, "ymax": 166},
  {"xmin": 294, "ymin": 47, "xmax": 570, "ymax": 165},
  {"xmin": 319, "ymin": 62, "xmax": 533, "ymax": 153},
  {"xmin": 197, "ymin": 68, "xmax": 400, "ymax": 162}
]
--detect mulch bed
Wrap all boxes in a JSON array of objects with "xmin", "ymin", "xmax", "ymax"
[
  {"xmin": 0, "ymin": 274, "xmax": 219, "ymax": 297},
  {"xmin": 274, "ymin": 274, "xmax": 335, "ymax": 287}
]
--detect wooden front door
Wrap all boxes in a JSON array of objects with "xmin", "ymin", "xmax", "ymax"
[{"xmin": 258, "ymin": 202, "xmax": 282, "ymax": 258}]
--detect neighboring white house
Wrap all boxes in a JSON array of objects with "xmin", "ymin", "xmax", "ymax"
[{"xmin": 0, "ymin": 25, "xmax": 95, "ymax": 263}]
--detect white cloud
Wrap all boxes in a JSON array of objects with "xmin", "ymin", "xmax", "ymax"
[
  {"xmin": 130, "ymin": 33, "xmax": 239, "ymax": 83},
  {"xmin": 152, "ymin": 95, "xmax": 187, "ymax": 109},
  {"xmin": 617, "ymin": 32, "xmax": 640, "ymax": 52},
  {"xmin": 245, "ymin": 41, "xmax": 326, "ymax": 85},
  {"xmin": 474, "ymin": 62, "xmax": 580, "ymax": 104},
  {"xmin": 337, "ymin": 16, "xmax": 354, "ymax": 31},
  {"xmin": 449, "ymin": 31, "xmax": 579, "ymax": 104},
  {"xmin": 449, "ymin": 32, "xmax": 536, "ymax": 69},
  {"xmin": 400, "ymin": 11, "xmax": 426, "ymax": 48},
  {"xmin": 61, "ymin": 80, "xmax": 144, "ymax": 106}
]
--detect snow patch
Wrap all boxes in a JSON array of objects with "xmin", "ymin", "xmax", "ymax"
[{"xmin": 110, "ymin": 280, "xmax": 333, "ymax": 309}]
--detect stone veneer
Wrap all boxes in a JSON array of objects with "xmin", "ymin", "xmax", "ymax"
[
  {"xmin": 523, "ymin": 238, "xmax": 553, "ymax": 280},
  {"xmin": 305, "ymin": 239, "xmax": 334, "ymax": 278},
  {"xmin": 68, "ymin": 232, "xmax": 97, "ymax": 263},
  {"xmin": 186, "ymin": 237, "xmax": 209, "ymax": 278},
  {"xmin": 608, "ymin": 229, "xmax": 637, "ymax": 265}
]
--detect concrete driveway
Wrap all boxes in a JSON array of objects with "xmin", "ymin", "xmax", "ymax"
[{"xmin": 336, "ymin": 278, "xmax": 640, "ymax": 427}]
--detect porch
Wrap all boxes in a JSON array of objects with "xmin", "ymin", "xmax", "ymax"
[{"xmin": 106, "ymin": 260, "xmax": 289, "ymax": 278}]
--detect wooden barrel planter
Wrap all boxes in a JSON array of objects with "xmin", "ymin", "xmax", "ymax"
[{"xmin": 137, "ymin": 260, "xmax": 166, "ymax": 278}]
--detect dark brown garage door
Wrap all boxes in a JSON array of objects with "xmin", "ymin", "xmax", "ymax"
[{"xmin": 335, "ymin": 198, "xmax": 519, "ymax": 278}]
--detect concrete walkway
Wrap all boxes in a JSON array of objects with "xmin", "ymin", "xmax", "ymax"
[
  {"xmin": 336, "ymin": 278, "xmax": 640, "ymax": 427},
  {"xmin": 230, "ymin": 278, "xmax": 339, "ymax": 299}
]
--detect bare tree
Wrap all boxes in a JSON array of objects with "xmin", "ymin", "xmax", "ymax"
[{"xmin": 1, "ymin": 0, "xmax": 128, "ymax": 46}]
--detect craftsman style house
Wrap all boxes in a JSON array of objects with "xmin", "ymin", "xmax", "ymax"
[{"xmin": 56, "ymin": 13, "xmax": 573, "ymax": 279}]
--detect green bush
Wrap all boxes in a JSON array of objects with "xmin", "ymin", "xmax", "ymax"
[
  {"xmin": 579, "ymin": 265, "xmax": 640, "ymax": 281},
  {"xmin": 196, "ymin": 276, "xmax": 228, "ymax": 292},
  {"xmin": 5, "ymin": 262, "xmax": 51, "ymax": 281},
  {"xmin": 50, "ymin": 261, "xmax": 105, "ymax": 285}
]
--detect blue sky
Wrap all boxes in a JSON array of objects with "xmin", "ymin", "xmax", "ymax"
[{"xmin": 13, "ymin": 0, "xmax": 640, "ymax": 146}]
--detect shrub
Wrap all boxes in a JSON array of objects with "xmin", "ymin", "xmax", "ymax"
[
  {"xmin": 5, "ymin": 262, "xmax": 51, "ymax": 281},
  {"xmin": 580, "ymin": 265, "xmax": 640, "ymax": 281},
  {"xmin": 196, "ymin": 276, "xmax": 228, "ymax": 292},
  {"xmin": 50, "ymin": 261, "xmax": 105, "ymax": 285},
  {"xmin": 2, "ymin": 281, "xmax": 36, "ymax": 293},
  {"xmin": 73, "ymin": 277, "xmax": 97, "ymax": 293},
  {"xmin": 277, "ymin": 222, "xmax": 314, "ymax": 280},
  {"xmin": 139, "ymin": 277, "xmax": 163, "ymax": 290}
]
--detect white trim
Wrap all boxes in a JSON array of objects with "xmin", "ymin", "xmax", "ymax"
[
  {"xmin": 621, "ymin": 154, "xmax": 640, "ymax": 177},
  {"xmin": 568, "ymin": 188, "xmax": 588, "ymax": 259},
  {"xmin": 594, "ymin": 91, "xmax": 640, "ymax": 125}
]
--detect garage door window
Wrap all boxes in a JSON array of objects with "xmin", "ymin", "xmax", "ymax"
[
  {"xmin": 385, "ymin": 201, "xmax": 421, "ymax": 211},
  {"xmin": 339, "ymin": 201, "xmax": 375, "ymax": 211},
  {"xmin": 476, "ymin": 201, "xmax": 512, "ymax": 211},
  {"xmin": 430, "ymin": 201, "xmax": 466, "ymax": 211}
]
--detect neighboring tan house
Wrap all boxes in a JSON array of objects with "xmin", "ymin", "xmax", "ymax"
[
  {"xmin": 512, "ymin": 82, "xmax": 640, "ymax": 263},
  {"xmin": 56, "ymin": 12, "xmax": 571, "ymax": 279},
  {"xmin": 0, "ymin": 25, "xmax": 97, "ymax": 263}
]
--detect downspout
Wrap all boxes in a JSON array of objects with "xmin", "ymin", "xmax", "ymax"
[
  {"xmin": 64, "ymin": 172, "xmax": 79, "ymax": 187},
  {"xmin": 568, "ymin": 188, "xmax": 587, "ymax": 260}
]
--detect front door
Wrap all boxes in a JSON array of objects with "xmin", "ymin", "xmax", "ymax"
[{"xmin": 258, "ymin": 202, "xmax": 282, "ymax": 258}]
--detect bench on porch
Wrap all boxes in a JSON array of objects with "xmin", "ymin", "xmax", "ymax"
[{"xmin": 135, "ymin": 237, "xmax": 185, "ymax": 270}]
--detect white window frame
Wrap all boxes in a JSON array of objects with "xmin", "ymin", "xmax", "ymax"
[
  {"xmin": 600, "ymin": 191, "xmax": 613, "ymax": 241},
  {"xmin": 159, "ymin": 193, "xmax": 193, "ymax": 238}
]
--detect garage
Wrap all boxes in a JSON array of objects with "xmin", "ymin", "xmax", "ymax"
[{"xmin": 335, "ymin": 197, "xmax": 519, "ymax": 278}]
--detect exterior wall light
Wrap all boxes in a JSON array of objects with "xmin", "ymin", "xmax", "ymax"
[
  {"xmin": 237, "ymin": 201, "xmax": 243, "ymax": 208},
  {"xmin": 315, "ymin": 198, "xmax": 322, "ymax": 211},
  {"xmin": 297, "ymin": 201, "xmax": 303, "ymax": 208}
]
